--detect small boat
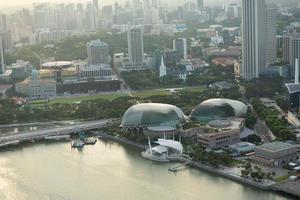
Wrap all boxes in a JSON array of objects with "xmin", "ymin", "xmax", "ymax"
[
  {"xmin": 71, "ymin": 140, "xmax": 85, "ymax": 148},
  {"xmin": 83, "ymin": 137, "xmax": 97, "ymax": 145}
]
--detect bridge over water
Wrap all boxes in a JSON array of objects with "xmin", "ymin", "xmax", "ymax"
[{"xmin": 0, "ymin": 119, "xmax": 112, "ymax": 147}]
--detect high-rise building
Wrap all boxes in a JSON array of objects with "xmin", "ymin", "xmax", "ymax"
[
  {"xmin": 197, "ymin": 0, "xmax": 204, "ymax": 10},
  {"xmin": 241, "ymin": 0, "xmax": 266, "ymax": 80},
  {"xmin": 265, "ymin": 2, "xmax": 277, "ymax": 66},
  {"xmin": 93, "ymin": 0, "xmax": 99, "ymax": 11},
  {"xmin": 127, "ymin": 27, "xmax": 144, "ymax": 67},
  {"xmin": 283, "ymin": 35, "xmax": 290, "ymax": 64},
  {"xmin": 289, "ymin": 35, "xmax": 300, "ymax": 71},
  {"xmin": 0, "ymin": 36, "xmax": 5, "ymax": 74},
  {"xmin": 86, "ymin": 3, "xmax": 97, "ymax": 31},
  {"xmin": 173, "ymin": 38, "xmax": 187, "ymax": 61},
  {"xmin": 102, "ymin": 5, "xmax": 113, "ymax": 21},
  {"xmin": 87, "ymin": 39, "xmax": 109, "ymax": 65}
]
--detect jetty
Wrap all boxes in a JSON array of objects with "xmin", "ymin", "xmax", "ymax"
[{"xmin": 168, "ymin": 161, "xmax": 191, "ymax": 172}]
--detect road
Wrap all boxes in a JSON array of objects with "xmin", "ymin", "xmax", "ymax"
[
  {"xmin": 254, "ymin": 120, "xmax": 275, "ymax": 142},
  {"xmin": 0, "ymin": 119, "xmax": 112, "ymax": 146}
]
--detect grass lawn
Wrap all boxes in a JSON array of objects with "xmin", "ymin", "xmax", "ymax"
[
  {"xmin": 29, "ymin": 86, "xmax": 204, "ymax": 106},
  {"xmin": 274, "ymin": 175, "xmax": 290, "ymax": 182}
]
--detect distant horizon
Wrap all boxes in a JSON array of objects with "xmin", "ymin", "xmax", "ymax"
[{"xmin": 0, "ymin": 0, "xmax": 233, "ymax": 11}]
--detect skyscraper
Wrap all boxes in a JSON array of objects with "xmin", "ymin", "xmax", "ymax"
[
  {"xmin": 93, "ymin": 0, "xmax": 99, "ymax": 11},
  {"xmin": 0, "ymin": 36, "xmax": 5, "ymax": 75},
  {"xmin": 282, "ymin": 35, "xmax": 290, "ymax": 64},
  {"xmin": 241, "ymin": 0, "xmax": 266, "ymax": 80},
  {"xmin": 197, "ymin": 0, "xmax": 204, "ymax": 10},
  {"xmin": 87, "ymin": 39, "xmax": 109, "ymax": 65},
  {"xmin": 173, "ymin": 38, "xmax": 187, "ymax": 61},
  {"xmin": 86, "ymin": 3, "xmax": 97, "ymax": 31},
  {"xmin": 127, "ymin": 27, "xmax": 144, "ymax": 68},
  {"xmin": 289, "ymin": 35, "xmax": 300, "ymax": 71},
  {"xmin": 265, "ymin": 2, "xmax": 277, "ymax": 66}
]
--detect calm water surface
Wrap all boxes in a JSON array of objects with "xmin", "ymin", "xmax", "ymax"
[{"xmin": 0, "ymin": 140, "xmax": 296, "ymax": 200}]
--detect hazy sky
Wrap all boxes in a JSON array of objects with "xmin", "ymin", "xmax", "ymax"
[{"xmin": 0, "ymin": 0, "xmax": 230, "ymax": 9}]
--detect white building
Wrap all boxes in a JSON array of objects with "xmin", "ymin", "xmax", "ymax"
[
  {"xmin": 15, "ymin": 69, "xmax": 56, "ymax": 99},
  {"xmin": 159, "ymin": 55, "xmax": 167, "ymax": 78},
  {"xmin": 127, "ymin": 27, "xmax": 144, "ymax": 68},
  {"xmin": 265, "ymin": 2, "xmax": 277, "ymax": 66},
  {"xmin": 87, "ymin": 39, "xmax": 110, "ymax": 65},
  {"xmin": 241, "ymin": 0, "xmax": 266, "ymax": 80},
  {"xmin": 79, "ymin": 64, "xmax": 116, "ymax": 80}
]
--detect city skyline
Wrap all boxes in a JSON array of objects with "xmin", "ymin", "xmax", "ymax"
[{"xmin": 0, "ymin": 0, "xmax": 238, "ymax": 10}]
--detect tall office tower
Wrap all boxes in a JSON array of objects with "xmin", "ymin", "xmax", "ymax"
[
  {"xmin": 0, "ymin": 37, "xmax": 5, "ymax": 75},
  {"xmin": 152, "ymin": 0, "xmax": 160, "ymax": 8},
  {"xmin": 22, "ymin": 9, "xmax": 32, "ymax": 27},
  {"xmin": 86, "ymin": 3, "xmax": 97, "ymax": 31},
  {"xmin": 102, "ymin": 5, "xmax": 113, "ymax": 21},
  {"xmin": 0, "ymin": 14, "xmax": 8, "ymax": 32},
  {"xmin": 93, "ymin": 0, "xmax": 99, "ymax": 11},
  {"xmin": 265, "ymin": 2, "xmax": 277, "ymax": 66},
  {"xmin": 173, "ymin": 38, "xmax": 187, "ymax": 61},
  {"xmin": 197, "ymin": 0, "xmax": 204, "ymax": 10},
  {"xmin": 283, "ymin": 35, "xmax": 290, "ymax": 64},
  {"xmin": 87, "ymin": 40, "xmax": 109, "ymax": 65},
  {"xmin": 289, "ymin": 35, "xmax": 300, "ymax": 71},
  {"xmin": 127, "ymin": 27, "xmax": 144, "ymax": 67},
  {"xmin": 241, "ymin": 0, "xmax": 266, "ymax": 80}
]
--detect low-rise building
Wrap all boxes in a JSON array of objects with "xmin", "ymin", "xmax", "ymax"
[
  {"xmin": 184, "ymin": 119, "xmax": 245, "ymax": 149},
  {"xmin": 229, "ymin": 142, "xmax": 256, "ymax": 156},
  {"xmin": 79, "ymin": 64, "xmax": 115, "ymax": 81},
  {"xmin": 15, "ymin": 69, "xmax": 56, "ymax": 99},
  {"xmin": 252, "ymin": 142, "xmax": 298, "ymax": 167},
  {"xmin": 212, "ymin": 57, "xmax": 237, "ymax": 67}
]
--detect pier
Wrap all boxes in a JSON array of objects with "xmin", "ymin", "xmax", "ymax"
[{"xmin": 169, "ymin": 161, "xmax": 191, "ymax": 172}]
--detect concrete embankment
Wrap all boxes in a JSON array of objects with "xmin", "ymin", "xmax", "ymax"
[
  {"xmin": 272, "ymin": 182, "xmax": 300, "ymax": 198},
  {"xmin": 190, "ymin": 161, "xmax": 272, "ymax": 190},
  {"xmin": 95, "ymin": 132, "xmax": 277, "ymax": 192},
  {"xmin": 94, "ymin": 132, "xmax": 147, "ymax": 150}
]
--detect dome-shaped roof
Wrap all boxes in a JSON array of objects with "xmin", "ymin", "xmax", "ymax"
[
  {"xmin": 121, "ymin": 103, "xmax": 186, "ymax": 127},
  {"xmin": 31, "ymin": 69, "xmax": 40, "ymax": 81},
  {"xmin": 191, "ymin": 98, "xmax": 247, "ymax": 123}
]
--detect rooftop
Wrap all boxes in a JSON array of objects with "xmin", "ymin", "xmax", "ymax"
[
  {"xmin": 259, "ymin": 142, "xmax": 295, "ymax": 152},
  {"xmin": 285, "ymin": 83, "xmax": 300, "ymax": 94}
]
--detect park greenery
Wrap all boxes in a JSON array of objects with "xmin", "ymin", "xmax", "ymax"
[
  {"xmin": 121, "ymin": 70, "xmax": 183, "ymax": 90},
  {"xmin": 241, "ymin": 134, "xmax": 262, "ymax": 145},
  {"xmin": 185, "ymin": 144, "xmax": 235, "ymax": 168},
  {"xmin": 244, "ymin": 111, "xmax": 257, "ymax": 129},
  {"xmin": 243, "ymin": 76, "xmax": 285, "ymax": 98},
  {"xmin": 240, "ymin": 162, "xmax": 275, "ymax": 182},
  {"xmin": 252, "ymin": 98, "xmax": 296, "ymax": 141},
  {"xmin": 0, "ymin": 82, "xmax": 244, "ymax": 126}
]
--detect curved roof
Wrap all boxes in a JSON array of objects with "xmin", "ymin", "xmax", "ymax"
[
  {"xmin": 191, "ymin": 98, "xmax": 247, "ymax": 123},
  {"xmin": 121, "ymin": 103, "xmax": 185, "ymax": 128},
  {"xmin": 155, "ymin": 139, "xmax": 183, "ymax": 154}
]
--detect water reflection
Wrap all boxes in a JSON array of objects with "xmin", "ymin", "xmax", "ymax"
[{"xmin": 0, "ymin": 139, "xmax": 297, "ymax": 200}]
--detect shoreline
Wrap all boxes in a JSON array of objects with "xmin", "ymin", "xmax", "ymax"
[
  {"xmin": 95, "ymin": 131, "xmax": 299, "ymax": 199},
  {"xmin": 0, "ymin": 130, "xmax": 298, "ymax": 198}
]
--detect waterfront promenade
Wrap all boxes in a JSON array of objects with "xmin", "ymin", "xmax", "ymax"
[{"xmin": 95, "ymin": 131, "xmax": 300, "ymax": 198}]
